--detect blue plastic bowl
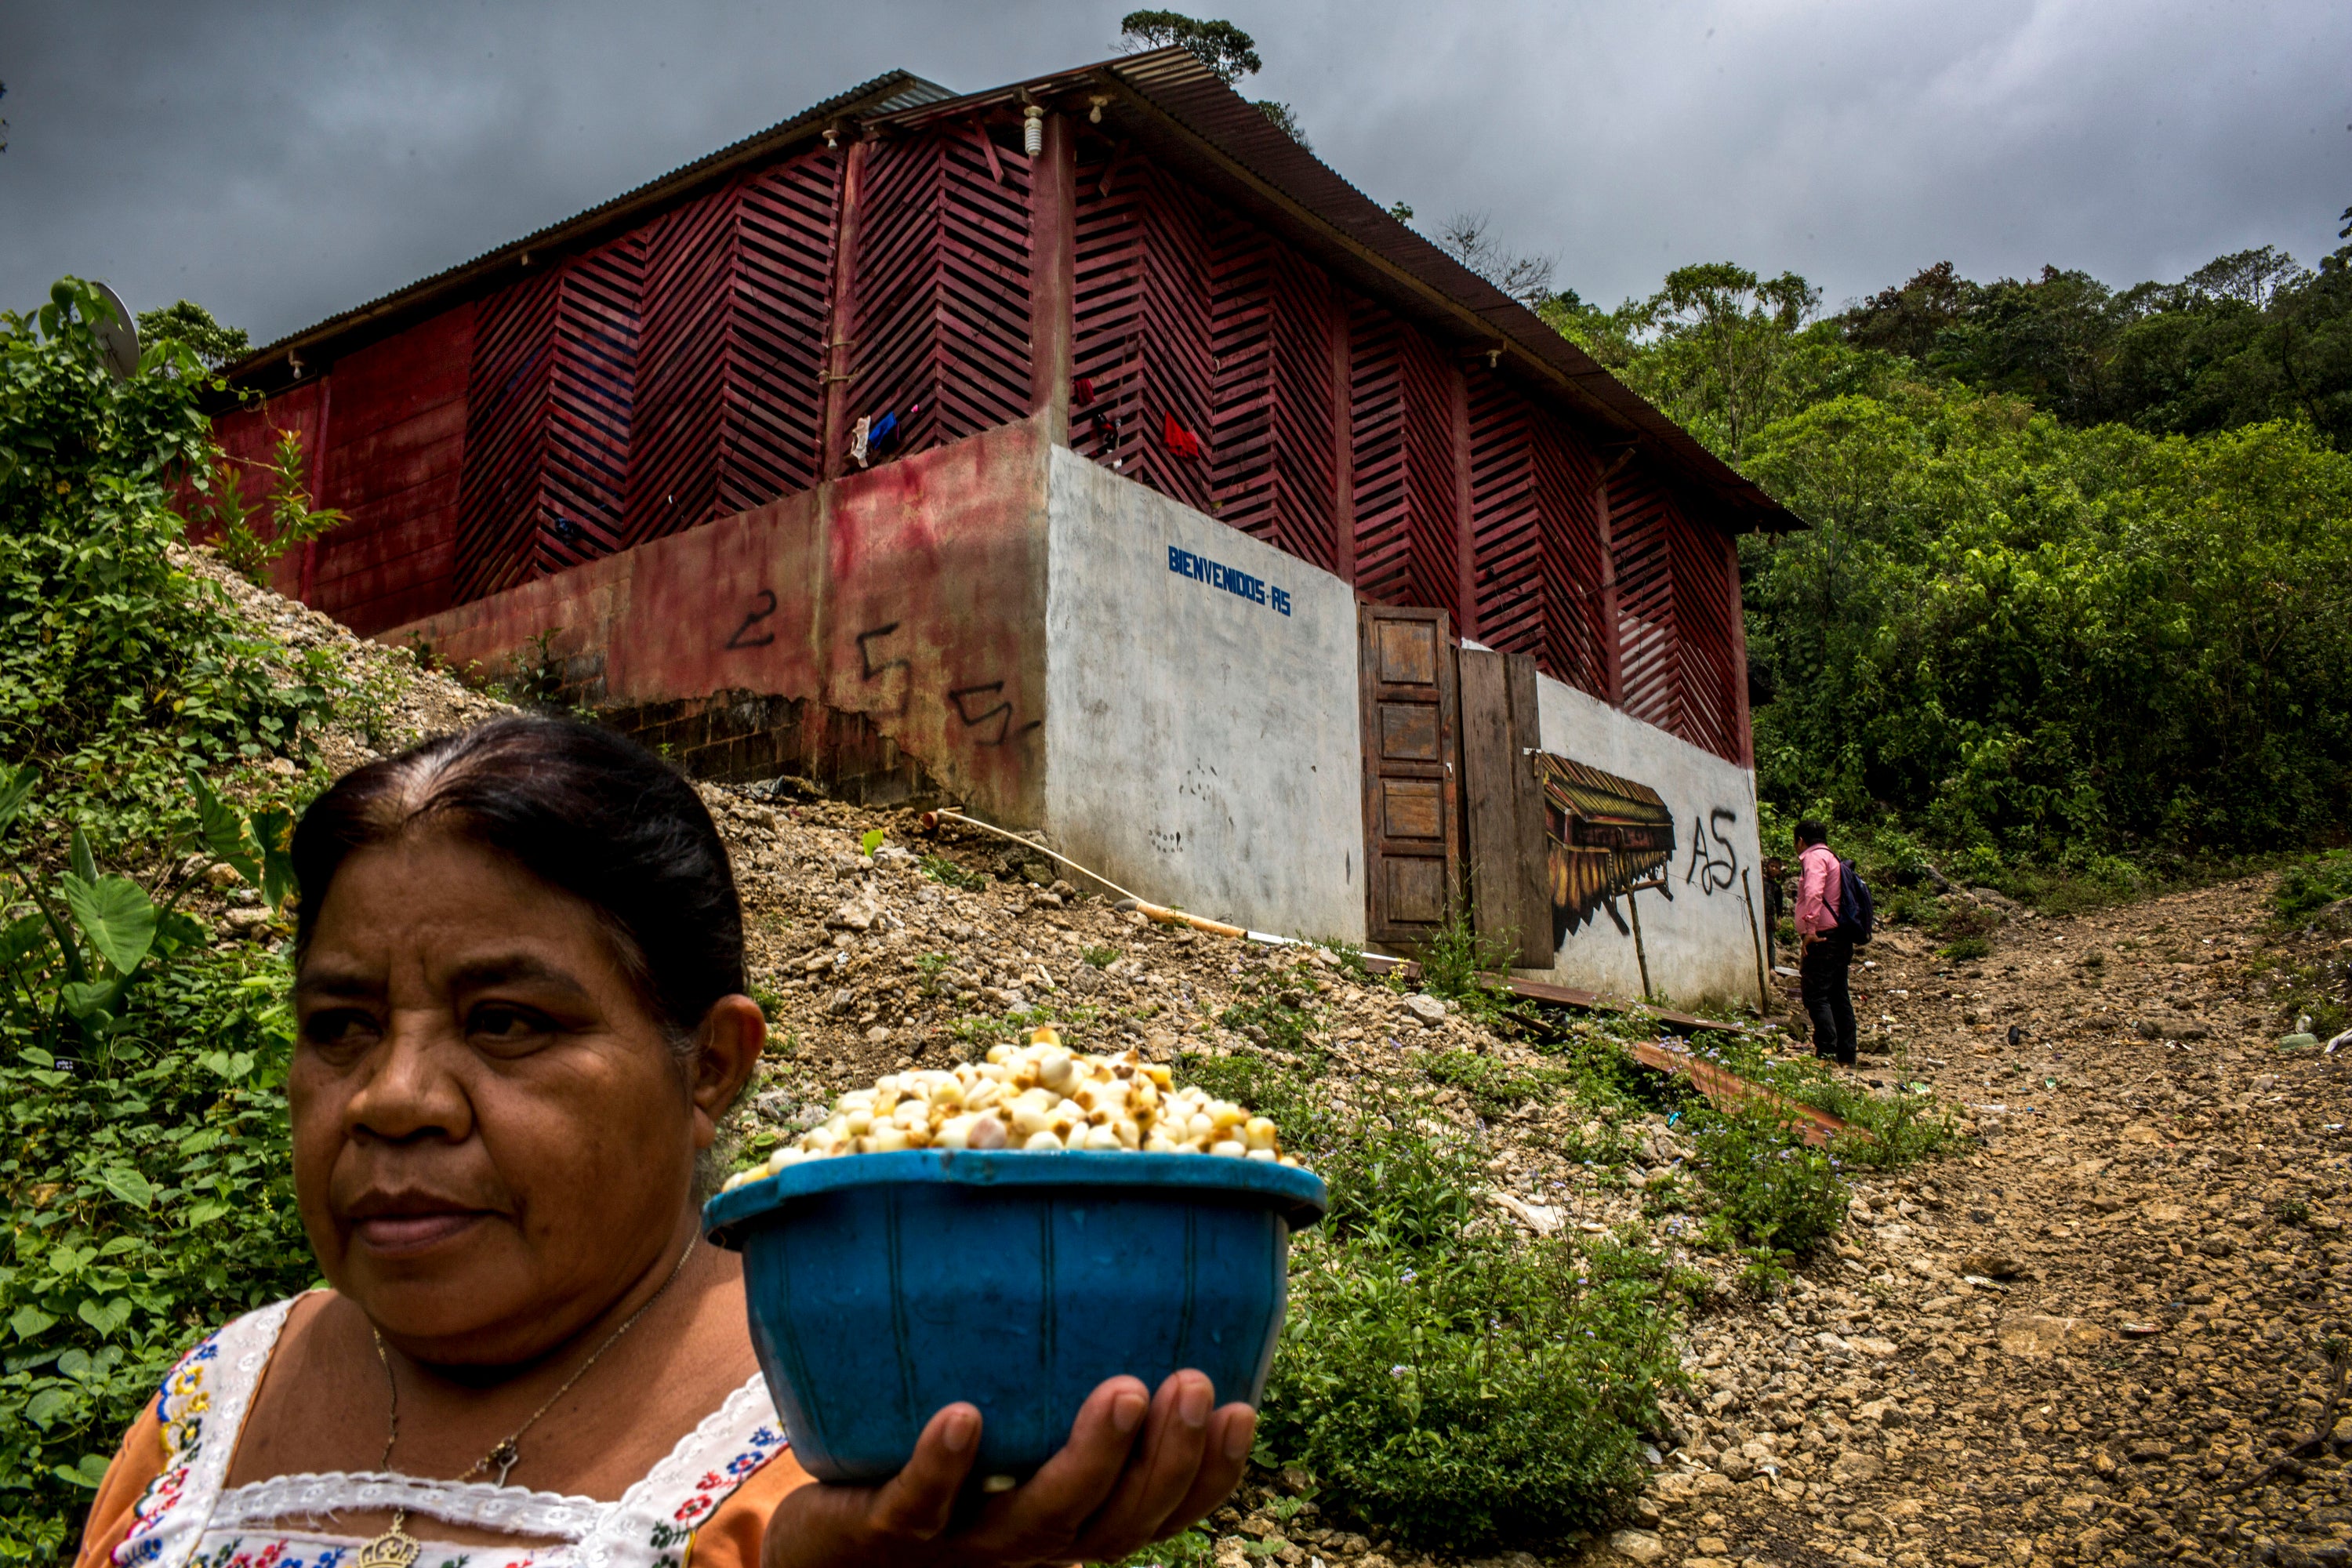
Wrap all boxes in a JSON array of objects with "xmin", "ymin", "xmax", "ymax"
[{"xmin": 702, "ymin": 1149, "xmax": 1326, "ymax": 1483}]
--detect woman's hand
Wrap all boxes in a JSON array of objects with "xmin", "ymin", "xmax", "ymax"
[{"xmin": 764, "ymin": 1370, "xmax": 1255, "ymax": 1568}]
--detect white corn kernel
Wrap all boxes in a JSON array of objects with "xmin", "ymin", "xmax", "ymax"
[{"xmin": 761, "ymin": 1045, "xmax": 1302, "ymax": 1171}]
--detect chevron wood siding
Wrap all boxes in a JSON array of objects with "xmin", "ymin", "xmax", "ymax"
[
  {"xmin": 1205, "ymin": 211, "xmax": 1338, "ymax": 571},
  {"xmin": 542, "ymin": 233, "xmax": 643, "ymax": 575},
  {"xmin": 1466, "ymin": 367, "xmax": 1544, "ymax": 666},
  {"xmin": 1528, "ymin": 404, "xmax": 1613, "ymax": 701},
  {"xmin": 726, "ymin": 148, "xmax": 840, "ymax": 511},
  {"xmin": 1667, "ymin": 487, "xmax": 1743, "ymax": 762},
  {"xmin": 1073, "ymin": 154, "xmax": 1214, "ymax": 513},
  {"xmin": 1347, "ymin": 294, "xmax": 1457, "ymax": 616},
  {"xmin": 1604, "ymin": 463, "xmax": 1742, "ymax": 762},
  {"xmin": 455, "ymin": 267, "xmax": 559, "ymax": 603},
  {"xmin": 625, "ymin": 181, "xmax": 739, "ymax": 546},
  {"xmin": 242, "ymin": 120, "xmax": 1750, "ymax": 768},
  {"xmin": 848, "ymin": 126, "xmax": 1034, "ymax": 469}
]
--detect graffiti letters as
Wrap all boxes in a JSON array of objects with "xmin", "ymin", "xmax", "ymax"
[{"xmin": 1682, "ymin": 808, "xmax": 1743, "ymax": 895}]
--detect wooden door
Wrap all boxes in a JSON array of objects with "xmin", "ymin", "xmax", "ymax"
[
  {"xmin": 1458, "ymin": 647, "xmax": 1553, "ymax": 967},
  {"xmin": 1359, "ymin": 604, "xmax": 1461, "ymax": 949}
]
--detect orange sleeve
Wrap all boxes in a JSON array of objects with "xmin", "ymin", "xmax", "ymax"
[
  {"xmin": 74, "ymin": 1402, "xmax": 169, "ymax": 1568},
  {"xmin": 685, "ymin": 1446, "xmax": 815, "ymax": 1568}
]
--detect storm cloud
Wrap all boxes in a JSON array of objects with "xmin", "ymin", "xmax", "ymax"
[{"xmin": 2, "ymin": 0, "xmax": 2346, "ymax": 344}]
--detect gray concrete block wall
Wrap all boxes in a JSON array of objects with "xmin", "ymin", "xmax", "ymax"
[{"xmin": 1040, "ymin": 450, "xmax": 1367, "ymax": 942}]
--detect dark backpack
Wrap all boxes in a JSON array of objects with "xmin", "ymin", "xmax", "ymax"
[{"xmin": 1836, "ymin": 857, "xmax": 1875, "ymax": 946}]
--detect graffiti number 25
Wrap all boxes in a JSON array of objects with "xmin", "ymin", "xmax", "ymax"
[{"xmin": 724, "ymin": 589, "xmax": 779, "ymax": 649}]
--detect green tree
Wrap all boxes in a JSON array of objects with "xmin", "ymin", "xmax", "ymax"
[
  {"xmin": 133, "ymin": 301, "xmax": 250, "ymax": 371},
  {"xmin": 1117, "ymin": 10, "xmax": 1307, "ymax": 147},
  {"xmin": 1, "ymin": 278, "xmax": 335, "ymax": 1560}
]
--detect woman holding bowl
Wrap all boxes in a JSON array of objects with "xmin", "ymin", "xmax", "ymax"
[{"xmin": 77, "ymin": 717, "xmax": 1256, "ymax": 1568}]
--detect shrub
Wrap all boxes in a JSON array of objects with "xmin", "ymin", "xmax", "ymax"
[
  {"xmin": 0, "ymin": 960, "xmax": 314, "ymax": 1562},
  {"xmin": 1686, "ymin": 1099, "xmax": 1849, "ymax": 1252},
  {"xmin": 0, "ymin": 282, "xmax": 339, "ymax": 1558},
  {"xmin": 1259, "ymin": 1234, "xmax": 1682, "ymax": 1549},
  {"xmin": 2276, "ymin": 850, "xmax": 2352, "ymax": 924},
  {"xmin": 1417, "ymin": 1049, "xmax": 1571, "ymax": 1120},
  {"xmin": 1940, "ymin": 935, "xmax": 1991, "ymax": 962}
]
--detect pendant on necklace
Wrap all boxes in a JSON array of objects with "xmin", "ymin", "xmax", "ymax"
[
  {"xmin": 357, "ymin": 1515, "xmax": 423, "ymax": 1568},
  {"xmin": 486, "ymin": 1438, "xmax": 521, "ymax": 1486}
]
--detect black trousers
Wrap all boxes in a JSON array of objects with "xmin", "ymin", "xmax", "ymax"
[{"xmin": 1801, "ymin": 930, "xmax": 1857, "ymax": 1065}]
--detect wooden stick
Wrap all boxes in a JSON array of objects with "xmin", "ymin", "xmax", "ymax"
[
  {"xmin": 1627, "ymin": 886, "xmax": 1654, "ymax": 1002},
  {"xmin": 1741, "ymin": 866, "xmax": 1771, "ymax": 1015}
]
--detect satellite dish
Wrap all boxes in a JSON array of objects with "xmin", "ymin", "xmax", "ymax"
[{"xmin": 90, "ymin": 281, "xmax": 140, "ymax": 380}]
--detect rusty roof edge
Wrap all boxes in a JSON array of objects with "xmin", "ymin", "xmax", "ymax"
[
  {"xmin": 1096, "ymin": 50, "xmax": 1802, "ymax": 533},
  {"xmin": 221, "ymin": 68, "xmax": 953, "ymax": 385}
]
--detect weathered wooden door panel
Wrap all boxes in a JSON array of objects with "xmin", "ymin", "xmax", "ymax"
[
  {"xmin": 1359, "ymin": 604, "xmax": 1459, "ymax": 949},
  {"xmin": 1459, "ymin": 645, "xmax": 1552, "ymax": 967}
]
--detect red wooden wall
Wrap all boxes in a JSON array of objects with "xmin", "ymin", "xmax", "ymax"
[{"xmin": 211, "ymin": 118, "xmax": 1749, "ymax": 764}]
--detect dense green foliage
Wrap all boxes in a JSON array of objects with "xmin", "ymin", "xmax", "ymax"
[
  {"xmin": 1547, "ymin": 226, "xmax": 2352, "ymax": 874},
  {"xmin": 2275, "ymin": 848, "xmax": 2352, "ymax": 925},
  {"xmin": 132, "ymin": 302, "xmax": 250, "ymax": 372},
  {"xmin": 1246, "ymin": 1071, "xmax": 1686, "ymax": 1550},
  {"xmin": 1, "ymin": 281, "xmax": 327, "ymax": 1562}
]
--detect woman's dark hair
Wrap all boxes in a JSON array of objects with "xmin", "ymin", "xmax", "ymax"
[{"xmin": 292, "ymin": 716, "xmax": 745, "ymax": 1044}]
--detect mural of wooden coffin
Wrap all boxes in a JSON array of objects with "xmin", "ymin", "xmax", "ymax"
[{"xmin": 1539, "ymin": 755, "xmax": 1677, "ymax": 946}]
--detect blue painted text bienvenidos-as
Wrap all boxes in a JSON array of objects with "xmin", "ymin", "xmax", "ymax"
[{"xmin": 1167, "ymin": 546, "xmax": 1292, "ymax": 616}]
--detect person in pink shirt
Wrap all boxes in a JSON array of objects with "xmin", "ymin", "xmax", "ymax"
[{"xmin": 1794, "ymin": 819, "xmax": 1857, "ymax": 1065}]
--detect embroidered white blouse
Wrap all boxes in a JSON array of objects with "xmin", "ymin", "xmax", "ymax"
[{"xmin": 99, "ymin": 1298, "xmax": 792, "ymax": 1568}]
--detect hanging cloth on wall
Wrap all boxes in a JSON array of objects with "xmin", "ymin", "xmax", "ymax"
[
  {"xmin": 1163, "ymin": 412, "xmax": 1204, "ymax": 461},
  {"xmin": 848, "ymin": 405, "xmax": 920, "ymax": 470}
]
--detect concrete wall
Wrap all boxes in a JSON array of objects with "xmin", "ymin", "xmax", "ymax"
[
  {"xmin": 1041, "ymin": 449, "xmax": 1367, "ymax": 943},
  {"xmin": 1529, "ymin": 673, "xmax": 1767, "ymax": 1011},
  {"xmin": 384, "ymin": 420, "xmax": 1054, "ymax": 818}
]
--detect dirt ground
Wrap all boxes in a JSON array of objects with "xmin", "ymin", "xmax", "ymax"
[
  {"xmin": 1625, "ymin": 884, "xmax": 2352, "ymax": 1568},
  {"xmin": 195, "ymin": 550, "xmax": 2352, "ymax": 1568}
]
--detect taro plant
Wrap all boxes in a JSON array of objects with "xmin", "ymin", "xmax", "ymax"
[{"xmin": 0, "ymin": 763, "xmax": 292, "ymax": 1067}]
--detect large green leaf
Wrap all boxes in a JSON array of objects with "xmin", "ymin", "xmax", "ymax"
[
  {"xmin": 6, "ymin": 1304, "xmax": 57, "ymax": 1341},
  {"xmin": 60, "ymin": 976, "xmax": 125, "ymax": 1022},
  {"xmin": 0, "ymin": 762, "xmax": 36, "ymax": 841},
  {"xmin": 187, "ymin": 769, "xmax": 260, "ymax": 881},
  {"xmin": 24, "ymin": 1388, "xmax": 72, "ymax": 1428},
  {"xmin": 100, "ymin": 1167, "xmax": 155, "ymax": 1209},
  {"xmin": 75, "ymin": 1298, "xmax": 132, "ymax": 1338},
  {"xmin": 69, "ymin": 824, "xmax": 98, "ymax": 885},
  {"xmin": 250, "ymin": 807, "xmax": 296, "ymax": 910},
  {"xmin": 60, "ymin": 873, "xmax": 156, "ymax": 975},
  {"xmin": 0, "ymin": 909, "xmax": 53, "ymax": 970}
]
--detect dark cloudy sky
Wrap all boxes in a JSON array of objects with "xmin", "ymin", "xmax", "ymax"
[{"xmin": 3, "ymin": 1, "xmax": 2347, "ymax": 346}]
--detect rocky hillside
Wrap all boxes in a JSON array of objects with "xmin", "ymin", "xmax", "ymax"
[{"xmin": 194, "ymin": 553, "xmax": 2352, "ymax": 1568}]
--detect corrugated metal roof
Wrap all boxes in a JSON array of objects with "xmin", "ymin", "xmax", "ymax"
[
  {"xmin": 227, "ymin": 48, "xmax": 1796, "ymax": 530},
  {"xmin": 230, "ymin": 70, "xmax": 953, "ymax": 373}
]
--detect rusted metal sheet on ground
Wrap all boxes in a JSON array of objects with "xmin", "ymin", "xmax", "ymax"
[{"xmin": 1631, "ymin": 1040, "xmax": 1867, "ymax": 1148}]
